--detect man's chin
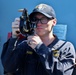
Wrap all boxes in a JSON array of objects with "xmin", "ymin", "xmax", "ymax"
[{"xmin": 37, "ymin": 33, "xmax": 44, "ymax": 36}]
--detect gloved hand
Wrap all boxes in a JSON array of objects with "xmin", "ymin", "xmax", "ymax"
[{"xmin": 12, "ymin": 18, "xmax": 20, "ymax": 38}]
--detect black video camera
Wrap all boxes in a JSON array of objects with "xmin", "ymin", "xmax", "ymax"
[{"xmin": 19, "ymin": 8, "xmax": 36, "ymax": 37}]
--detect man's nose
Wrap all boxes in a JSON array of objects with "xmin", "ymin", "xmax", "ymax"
[{"xmin": 36, "ymin": 20, "xmax": 41, "ymax": 24}]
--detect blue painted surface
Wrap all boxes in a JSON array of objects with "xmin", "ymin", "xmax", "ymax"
[
  {"xmin": 53, "ymin": 24, "xmax": 67, "ymax": 40},
  {"xmin": 0, "ymin": 0, "xmax": 76, "ymax": 75}
]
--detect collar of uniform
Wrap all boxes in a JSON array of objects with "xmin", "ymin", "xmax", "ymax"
[{"xmin": 48, "ymin": 35, "xmax": 59, "ymax": 48}]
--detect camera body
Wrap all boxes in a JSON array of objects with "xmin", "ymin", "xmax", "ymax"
[{"xmin": 19, "ymin": 8, "xmax": 35, "ymax": 37}]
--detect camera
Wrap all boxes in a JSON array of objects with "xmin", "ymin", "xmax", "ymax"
[{"xmin": 19, "ymin": 8, "xmax": 36, "ymax": 37}]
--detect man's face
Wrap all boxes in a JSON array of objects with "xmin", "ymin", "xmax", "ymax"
[{"xmin": 33, "ymin": 13, "xmax": 56, "ymax": 37}]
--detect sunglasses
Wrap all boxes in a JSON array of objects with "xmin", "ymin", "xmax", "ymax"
[{"xmin": 31, "ymin": 17, "xmax": 54, "ymax": 24}]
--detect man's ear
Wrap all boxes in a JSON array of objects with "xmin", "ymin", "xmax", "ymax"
[{"xmin": 52, "ymin": 18, "xmax": 57, "ymax": 26}]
